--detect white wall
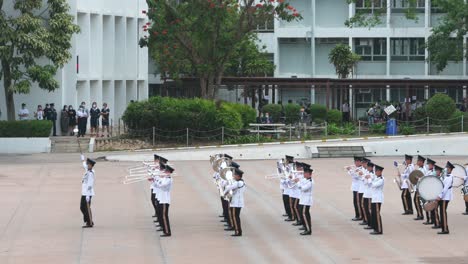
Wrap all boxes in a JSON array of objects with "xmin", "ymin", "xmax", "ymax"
[{"xmin": 0, "ymin": 138, "xmax": 51, "ymax": 154}]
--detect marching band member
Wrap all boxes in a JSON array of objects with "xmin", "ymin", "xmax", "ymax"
[
  {"xmin": 156, "ymin": 165, "xmax": 174, "ymax": 237},
  {"xmin": 413, "ymin": 155, "xmax": 427, "ymax": 221},
  {"xmin": 224, "ymin": 168, "xmax": 246, "ymax": 237},
  {"xmin": 297, "ymin": 165, "xmax": 313, "ymax": 236},
  {"xmin": 154, "ymin": 156, "xmax": 168, "ymax": 227},
  {"xmin": 436, "ymin": 162, "xmax": 454, "ymax": 235},
  {"xmin": 399, "ymin": 155, "xmax": 414, "ymax": 215},
  {"xmin": 150, "ymin": 155, "xmax": 161, "ymax": 219},
  {"xmin": 369, "ymin": 164, "xmax": 385, "ymax": 235},
  {"xmin": 358, "ymin": 158, "xmax": 370, "ymax": 226},
  {"xmin": 346, "ymin": 156, "xmax": 363, "ymax": 221},
  {"xmin": 284, "ymin": 155, "xmax": 296, "ymax": 222},
  {"xmin": 278, "ymin": 159, "xmax": 291, "ymax": 219},
  {"xmin": 80, "ymin": 155, "xmax": 96, "ymax": 228},
  {"xmin": 289, "ymin": 162, "xmax": 304, "ymax": 227},
  {"xmin": 464, "ymin": 172, "xmax": 468, "ymax": 215},
  {"xmin": 362, "ymin": 162, "xmax": 375, "ymax": 230},
  {"xmin": 431, "ymin": 164, "xmax": 443, "ymax": 229},
  {"xmin": 224, "ymin": 161, "xmax": 240, "ymax": 231},
  {"xmin": 422, "ymin": 158, "xmax": 436, "ymax": 225}
]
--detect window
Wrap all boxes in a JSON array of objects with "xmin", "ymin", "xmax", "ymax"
[
  {"xmin": 392, "ymin": 0, "xmax": 424, "ymax": 8},
  {"xmin": 255, "ymin": 14, "xmax": 274, "ymax": 32},
  {"xmin": 354, "ymin": 38, "xmax": 387, "ymax": 61},
  {"xmin": 356, "ymin": 0, "xmax": 386, "ymax": 9},
  {"xmin": 391, "ymin": 38, "xmax": 425, "ymax": 61}
]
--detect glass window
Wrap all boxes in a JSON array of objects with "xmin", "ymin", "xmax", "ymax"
[
  {"xmin": 356, "ymin": 0, "xmax": 386, "ymax": 9},
  {"xmin": 355, "ymin": 38, "xmax": 387, "ymax": 61}
]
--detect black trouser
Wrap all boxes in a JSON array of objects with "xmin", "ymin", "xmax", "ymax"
[
  {"xmin": 52, "ymin": 120, "xmax": 57, "ymax": 136},
  {"xmin": 401, "ymin": 189, "xmax": 413, "ymax": 213},
  {"xmin": 358, "ymin": 193, "xmax": 364, "ymax": 222},
  {"xmin": 363, "ymin": 197, "xmax": 371, "ymax": 226},
  {"xmin": 292, "ymin": 198, "xmax": 301, "ymax": 224},
  {"xmin": 283, "ymin": 193, "xmax": 292, "ymax": 218},
  {"xmin": 221, "ymin": 197, "xmax": 230, "ymax": 223},
  {"xmin": 465, "ymin": 201, "xmax": 468, "ymax": 213},
  {"xmin": 156, "ymin": 199, "xmax": 162, "ymax": 225},
  {"xmin": 150, "ymin": 192, "xmax": 158, "ymax": 218},
  {"xmin": 425, "ymin": 210, "xmax": 431, "ymax": 223},
  {"xmin": 439, "ymin": 200, "xmax": 449, "ymax": 232},
  {"xmin": 289, "ymin": 197, "xmax": 296, "ymax": 220},
  {"xmin": 353, "ymin": 191, "xmax": 362, "ymax": 219},
  {"xmin": 160, "ymin": 203, "xmax": 171, "ymax": 235},
  {"xmin": 78, "ymin": 117, "xmax": 87, "ymax": 136},
  {"xmin": 371, "ymin": 203, "xmax": 382, "ymax": 233},
  {"xmin": 431, "ymin": 206, "xmax": 440, "ymax": 227},
  {"xmin": 231, "ymin": 207, "xmax": 242, "ymax": 235},
  {"xmin": 80, "ymin": 195, "xmax": 93, "ymax": 226},
  {"xmin": 414, "ymin": 191, "xmax": 424, "ymax": 218},
  {"xmin": 301, "ymin": 205, "xmax": 311, "ymax": 232}
]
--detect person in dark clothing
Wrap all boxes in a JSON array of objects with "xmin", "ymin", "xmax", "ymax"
[
  {"xmin": 68, "ymin": 105, "xmax": 77, "ymax": 136},
  {"xmin": 44, "ymin": 103, "xmax": 51, "ymax": 120},
  {"xmin": 50, "ymin": 103, "xmax": 58, "ymax": 136},
  {"xmin": 90, "ymin": 102, "xmax": 101, "ymax": 137}
]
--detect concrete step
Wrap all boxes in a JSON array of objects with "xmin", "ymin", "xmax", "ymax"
[
  {"xmin": 317, "ymin": 146, "xmax": 365, "ymax": 158},
  {"xmin": 51, "ymin": 137, "xmax": 90, "ymax": 153}
]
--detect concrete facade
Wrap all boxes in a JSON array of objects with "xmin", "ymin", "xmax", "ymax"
[{"xmin": 0, "ymin": 0, "xmax": 149, "ymax": 126}]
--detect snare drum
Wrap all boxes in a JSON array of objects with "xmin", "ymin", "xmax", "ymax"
[
  {"xmin": 462, "ymin": 185, "xmax": 468, "ymax": 203},
  {"xmin": 452, "ymin": 164, "xmax": 467, "ymax": 188},
  {"xmin": 418, "ymin": 176, "xmax": 444, "ymax": 201}
]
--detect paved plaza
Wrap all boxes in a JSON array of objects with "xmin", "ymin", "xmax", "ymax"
[{"xmin": 1, "ymin": 153, "xmax": 467, "ymax": 264}]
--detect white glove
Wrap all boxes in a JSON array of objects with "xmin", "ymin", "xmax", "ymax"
[
  {"xmin": 87, "ymin": 186, "xmax": 92, "ymax": 191},
  {"xmin": 81, "ymin": 154, "xmax": 85, "ymax": 161},
  {"xmin": 86, "ymin": 196, "xmax": 90, "ymax": 203}
]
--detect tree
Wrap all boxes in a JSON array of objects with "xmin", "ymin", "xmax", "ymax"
[
  {"xmin": 0, "ymin": 0, "xmax": 80, "ymax": 120},
  {"xmin": 328, "ymin": 44, "xmax": 361, "ymax": 79},
  {"xmin": 344, "ymin": 0, "xmax": 468, "ymax": 72},
  {"xmin": 139, "ymin": 0, "xmax": 301, "ymax": 99}
]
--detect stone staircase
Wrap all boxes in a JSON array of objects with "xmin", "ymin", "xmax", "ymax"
[
  {"xmin": 316, "ymin": 145, "xmax": 366, "ymax": 158},
  {"xmin": 51, "ymin": 137, "xmax": 90, "ymax": 153}
]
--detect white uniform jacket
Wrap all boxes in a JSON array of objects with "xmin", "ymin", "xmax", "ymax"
[
  {"xmin": 438, "ymin": 174, "xmax": 453, "ymax": 201},
  {"xmin": 289, "ymin": 172, "xmax": 303, "ymax": 199},
  {"xmin": 151, "ymin": 167, "xmax": 161, "ymax": 191},
  {"xmin": 157, "ymin": 177, "xmax": 173, "ymax": 204},
  {"xmin": 81, "ymin": 162, "xmax": 95, "ymax": 196},
  {"xmin": 298, "ymin": 178, "xmax": 314, "ymax": 206},
  {"xmin": 358, "ymin": 166, "xmax": 367, "ymax": 193},
  {"xmin": 281, "ymin": 177, "xmax": 290, "ymax": 195},
  {"xmin": 225, "ymin": 180, "xmax": 245, "ymax": 208},
  {"xmin": 347, "ymin": 166, "xmax": 361, "ymax": 192},
  {"xmin": 363, "ymin": 171, "xmax": 375, "ymax": 198},
  {"xmin": 400, "ymin": 164, "xmax": 414, "ymax": 189},
  {"xmin": 371, "ymin": 176, "xmax": 384, "ymax": 203}
]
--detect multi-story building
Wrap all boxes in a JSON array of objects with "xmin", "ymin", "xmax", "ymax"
[
  {"xmin": 247, "ymin": 0, "xmax": 467, "ymax": 117},
  {"xmin": 0, "ymin": 0, "xmax": 149, "ymax": 127}
]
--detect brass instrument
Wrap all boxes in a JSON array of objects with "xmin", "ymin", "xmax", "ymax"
[{"xmin": 220, "ymin": 167, "xmax": 236, "ymax": 201}]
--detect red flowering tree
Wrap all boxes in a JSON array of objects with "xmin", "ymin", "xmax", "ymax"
[{"xmin": 139, "ymin": 0, "xmax": 301, "ymax": 98}]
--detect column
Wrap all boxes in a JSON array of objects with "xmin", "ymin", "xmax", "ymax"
[
  {"xmin": 424, "ymin": 85, "xmax": 429, "ymax": 100},
  {"xmin": 386, "ymin": 85, "xmax": 391, "ymax": 102},
  {"xmin": 386, "ymin": 0, "xmax": 391, "ymax": 28},
  {"xmin": 464, "ymin": 38, "xmax": 467, "ymax": 76},
  {"xmin": 386, "ymin": 37, "xmax": 391, "ymax": 76},
  {"xmin": 425, "ymin": 0, "xmax": 430, "ymax": 28},
  {"xmin": 349, "ymin": 86, "xmax": 354, "ymax": 119},
  {"xmin": 310, "ymin": 85, "xmax": 316, "ymax": 104}
]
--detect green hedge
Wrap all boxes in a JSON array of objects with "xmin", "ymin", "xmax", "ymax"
[
  {"xmin": 0, "ymin": 120, "xmax": 52, "ymax": 137},
  {"xmin": 426, "ymin": 94, "xmax": 456, "ymax": 122},
  {"xmin": 284, "ymin": 103, "xmax": 301, "ymax": 124},
  {"xmin": 122, "ymin": 97, "xmax": 254, "ymax": 133},
  {"xmin": 261, "ymin": 104, "xmax": 283, "ymax": 122},
  {"xmin": 327, "ymin": 109, "xmax": 342, "ymax": 124},
  {"xmin": 309, "ymin": 104, "xmax": 327, "ymax": 123}
]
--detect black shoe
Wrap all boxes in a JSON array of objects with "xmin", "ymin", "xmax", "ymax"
[
  {"xmin": 220, "ymin": 219, "xmax": 227, "ymax": 223},
  {"xmin": 437, "ymin": 231, "xmax": 449, "ymax": 235},
  {"xmin": 292, "ymin": 222, "xmax": 302, "ymax": 226},
  {"xmin": 82, "ymin": 225, "xmax": 93, "ymax": 228},
  {"xmin": 462, "ymin": 212, "xmax": 468, "ymax": 215},
  {"xmin": 152, "ymin": 215, "xmax": 157, "ymax": 218},
  {"xmin": 432, "ymin": 226, "xmax": 441, "ymax": 229},
  {"xmin": 160, "ymin": 234, "xmax": 171, "ymax": 237},
  {"xmin": 282, "ymin": 214, "xmax": 288, "ymax": 217},
  {"xmin": 219, "ymin": 215, "xmax": 225, "ymax": 218},
  {"xmin": 285, "ymin": 218, "xmax": 295, "ymax": 222},
  {"xmin": 299, "ymin": 227, "xmax": 306, "ymax": 231},
  {"xmin": 352, "ymin": 218, "xmax": 362, "ymax": 221},
  {"xmin": 402, "ymin": 211, "xmax": 413, "ymax": 215},
  {"xmin": 300, "ymin": 231, "xmax": 312, "ymax": 235},
  {"xmin": 156, "ymin": 228, "xmax": 164, "ymax": 232},
  {"xmin": 224, "ymin": 228, "xmax": 234, "ymax": 231},
  {"xmin": 413, "ymin": 217, "xmax": 423, "ymax": 221},
  {"xmin": 153, "ymin": 220, "xmax": 159, "ymax": 223},
  {"xmin": 231, "ymin": 234, "xmax": 242, "ymax": 237},
  {"xmin": 359, "ymin": 222, "xmax": 368, "ymax": 225},
  {"xmin": 364, "ymin": 227, "xmax": 373, "ymax": 230},
  {"xmin": 370, "ymin": 231, "xmax": 382, "ymax": 235},
  {"xmin": 423, "ymin": 222, "xmax": 433, "ymax": 225}
]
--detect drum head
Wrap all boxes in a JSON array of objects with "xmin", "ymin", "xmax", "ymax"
[
  {"xmin": 409, "ymin": 170, "xmax": 424, "ymax": 185},
  {"xmin": 418, "ymin": 176, "xmax": 444, "ymax": 201},
  {"xmin": 452, "ymin": 164, "xmax": 467, "ymax": 188},
  {"xmin": 423, "ymin": 201, "xmax": 438, "ymax": 211}
]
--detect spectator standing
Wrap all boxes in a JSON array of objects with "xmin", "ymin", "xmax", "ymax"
[
  {"xmin": 68, "ymin": 105, "xmax": 77, "ymax": 136},
  {"xmin": 90, "ymin": 102, "xmax": 101, "ymax": 137},
  {"xmin": 50, "ymin": 103, "xmax": 58, "ymax": 136},
  {"xmin": 35, "ymin": 105, "xmax": 44, "ymax": 120},
  {"xmin": 367, "ymin": 105, "xmax": 375, "ymax": 126},
  {"xmin": 77, "ymin": 104, "xmax": 89, "ymax": 137},
  {"xmin": 100, "ymin": 103, "xmax": 110, "ymax": 137},
  {"xmin": 342, "ymin": 102, "xmax": 350, "ymax": 123},
  {"xmin": 18, "ymin": 103, "xmax": 30, "ymax": 120},
  {"xmin": 262, "ymin": 112, "xmax": 272, "ymax": 124},
  {"xmin": 44, "ymin": 103, "xmax": 51, "ymax": 120},
  {"xmin": 60, "ymin": 105, "xmax": 69, "ymax": 135}
]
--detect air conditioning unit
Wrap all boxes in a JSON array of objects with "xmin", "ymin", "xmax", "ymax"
[{"xmin": 358, "ymin": 89, "xmax": 371, "ymax": 93}]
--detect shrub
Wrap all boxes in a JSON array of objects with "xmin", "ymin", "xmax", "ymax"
[
  {"xmin": 369, "ymin": 123, "xmax": 386, "ymax": 134},
  {"xmin": 308, "ymin": 104, "xmax": 327, "ymax": 122},
  {"xmin": 283, "ymin": 103, "xmax": 301, "ymax": 124},
  {"xmin": 215, "ymin": 104, "xmax": 243, "ymax": 133},
  {"xmin": 261, "ymin": 104, "xmax": 283, "ymax": 122},
  {"xmin": 327, "ymin": 123, "xmax": 343, "ymax": 135},
  {"xmin": 0, "ymin": 120, "xmax": 53, "ymax": 137},
  {"xmin": 342, "ymin": 122, "xmax": 356, "ymax": 135},
  {"xmin": 226, "ymin": 103, "xmax": 256, "ymax": 128},
  {"xmin": 399, "ymin": 123, "xmax": 415, "ymax": 135},
  {"xmin": 426, "ymin": 94, "xmax": 456, "ymax": 124},
  {"xmin": 327, "ymin": 109, "xmax": 342, "ymax": 124},
  {"xmin": 448, "ymin": 110, "xmax": 464, "ymax": 132}
]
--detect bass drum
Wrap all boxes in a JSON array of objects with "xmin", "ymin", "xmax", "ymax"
[
  {"xmin": 418, "ymin": 176, "xmax": 444, "ymax": 201},
  {"xmin": 452, "ymin": 164, "xmax": 467, "ymax": 188},
  {"xmin": 462, "ymin": 186, "xmax": 468, "ymax": 203}
]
